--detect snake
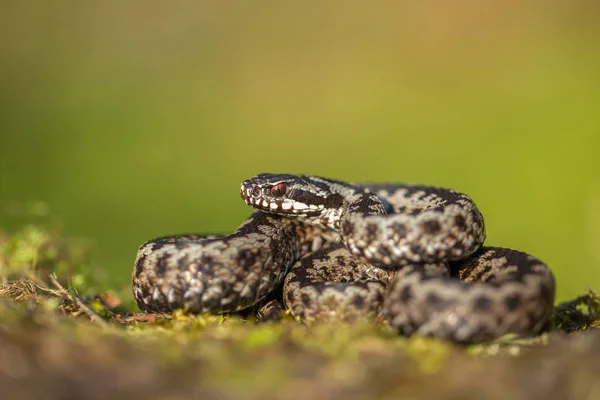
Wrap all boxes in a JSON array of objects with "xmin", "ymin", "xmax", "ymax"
[{"xmin": 132, "ymin": 173, "xmax": 555, "ymax": 343}]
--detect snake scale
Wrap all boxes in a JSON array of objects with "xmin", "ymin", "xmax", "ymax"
[{"xmin": 133, "ymin": 174, "xmax": 555, "ymax": 343}]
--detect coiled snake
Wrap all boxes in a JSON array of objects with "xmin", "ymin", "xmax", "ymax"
[{"xmin": 133, "ymin": 174, "xmax": 555, "ymax": 343}]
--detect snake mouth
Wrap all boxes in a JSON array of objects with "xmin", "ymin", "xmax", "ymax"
[
  {"xmin": 240, "ymin": 182, "xmax": 325, "ymax": 215},
  {"xmin": 243, "ymin": 194, "xmax": 285, "ymax": 211}
]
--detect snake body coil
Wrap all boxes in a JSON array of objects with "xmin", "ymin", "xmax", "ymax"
[{"xmin": 133, "ymin": 174, "xmax": 555, "ymax": 343}]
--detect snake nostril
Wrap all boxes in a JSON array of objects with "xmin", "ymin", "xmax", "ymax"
[{"xmin": 251, "ymin": 187, "xmax": 261, "ymax": 198}]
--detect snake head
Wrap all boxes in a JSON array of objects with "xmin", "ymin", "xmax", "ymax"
[{"xmin": 240, "ymin": 173, "xmax": 348, "ymax": 220}]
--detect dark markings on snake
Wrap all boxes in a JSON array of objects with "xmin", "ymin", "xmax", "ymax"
[
  {"xmin": 352, "ymin": 295, "xmax": 365, "ymax": 307},
  {"xmin": 391, "ymin": 223, "xmax": 408, "ymax": 239},
  {"xmin": 132, "ymin": 173, "xmax": 556, "ymax": 343},
  {"xmin": 200, "ymin": 255, "xmax": 215, "ymax": 267},
  {"xmin": 342, "ymin": 221, "xmax": 354, "ymax": 236},
  {"xmin": 504, "ymin": 294, "xmax": 522, "ymax": 311},
  {"xmin": 155, "ymin": 254, "xmax": 169, "ymax": 277},
  {"xmin": 301, "ymin": 294, "xmax": 311, "ymax": 307},
  {"xmin": 134, "ymin": 259, "xmax": 144, "ymax": 275},
  {"xmin": 495, "ymin": 314, "xmax": 504, "ymax": 326},
  {"xmin": 400, "ymin": 285, "xmax": 413, "ymax": 303},
  {"xmin": 454, "ymin": 214, "xmax": 467, "ymax": 230},
  {"xmin": 324, "ymin": 193, "xmax": 344, "ymax": 209},
  {"xmin": 540, "ymin": 282, "xmax": 554, "ymax": 303},
  {"xmin": 366, "ymin": 224, "xmax": 378, "ymax": 241},
  {"xmin": 426, "ymin": 293, "xmax": 443, "ymax": 307},
  {"xmin": 238, "ymin": 249, "xmax": 257, "ymax": 267},
  {"xmin": 474, "ymin": 296, "xmax": 492, "ymax": 312},
  {"xmin": 421, "ymin": 220, "xmax": 441, "ymax": 234}
]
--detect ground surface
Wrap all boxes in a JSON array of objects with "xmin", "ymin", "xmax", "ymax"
[{"xmin": 1, "ymin": 225, "xmax": 599, "ymax": 400}]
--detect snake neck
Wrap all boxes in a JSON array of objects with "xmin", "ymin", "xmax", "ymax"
[
  {"xmin": 288, "ymin": 180, "xmax": 387, "ymax": 232},
  {"xmin": 310, "ymin": 191, "xmax": 388, "ymax": 232}
]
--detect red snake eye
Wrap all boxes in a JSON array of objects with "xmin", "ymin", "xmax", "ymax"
[{"xmin": 271, "ymin": 183, "xmax": 287, "ymax": 197}]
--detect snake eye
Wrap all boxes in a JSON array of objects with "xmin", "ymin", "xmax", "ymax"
[
  {"xmin": 271, "ymin": 183, "xmax": 287, "ymax": 197},
  {"xmin": 251, "ymin": 187, "xmax": 261, "ymax": 197}
]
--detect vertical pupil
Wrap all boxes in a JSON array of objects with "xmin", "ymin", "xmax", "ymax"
[{"xmin": 272, "ymin": 184, "xmax": 286, "ymax": 196}]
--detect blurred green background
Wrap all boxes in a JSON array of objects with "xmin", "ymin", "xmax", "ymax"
[{"xmin": 1, "ymin": 1, "xmax": 599, "ymax": 301}]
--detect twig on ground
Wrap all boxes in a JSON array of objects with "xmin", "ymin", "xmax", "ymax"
[{"xmin": 49, "ymin": 273, "xmax": 109, "ymax": 328}]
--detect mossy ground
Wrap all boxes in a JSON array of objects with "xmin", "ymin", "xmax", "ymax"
[{"xmin": 1, "ymin": 225, "xmax": 599, "ymax": 400}]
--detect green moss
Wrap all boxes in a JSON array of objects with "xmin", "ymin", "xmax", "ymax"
[
  {"xmin": 0, "ymin": 224, "xmax": 599, "ymax": 400},
  {"xmin": 553, "ymin": 290, "xmax": 600, "ymax": 332}
]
